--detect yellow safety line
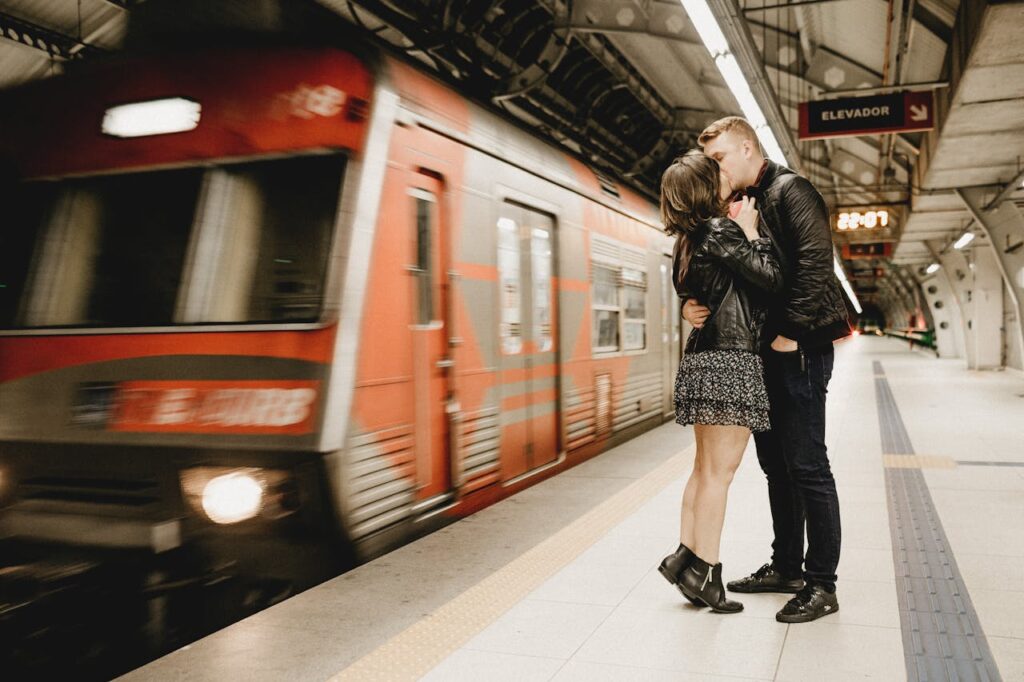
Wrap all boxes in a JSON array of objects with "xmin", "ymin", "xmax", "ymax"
[
  {"xmin": 882, "ymin": 454, "xmax": 957, "ymax": 469},
  {"xmin": 328, "ymin": 443, "xmax": 696, "ymax": 682}
]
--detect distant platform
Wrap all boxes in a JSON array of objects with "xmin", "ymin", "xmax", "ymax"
[{"xmin": 122, "ymin": 336, "xmax": 1024, "ymax": 682}]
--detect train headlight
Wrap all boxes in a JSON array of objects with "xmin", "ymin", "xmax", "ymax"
[
  {"xmin": 202, "ymin": 472, "xmax": 263, "ymax": 524},
  {"xmin": 180, "ymin": 467, "xmax": 297, "ymax": 524}
]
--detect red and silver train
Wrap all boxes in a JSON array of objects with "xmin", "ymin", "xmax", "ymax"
[{"xmin": 0, "ymin": 39, "xmax": 686, "ymax": 610}]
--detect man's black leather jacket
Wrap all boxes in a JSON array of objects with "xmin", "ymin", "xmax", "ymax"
[
  {"xmin": 747, "ymin": 161, "xmax": 852, "ymax": 348},
  {"xmin": 673, "ymin": 217, "xmax": 784, "ymax": 353}
]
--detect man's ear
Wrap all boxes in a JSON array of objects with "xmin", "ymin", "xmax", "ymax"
[{"xmin": 741, "ymin": 138, "xmax": 754, "ymax": 159}]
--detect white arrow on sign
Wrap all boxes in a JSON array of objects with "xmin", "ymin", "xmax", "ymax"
[{"xmin": 909, "ymin": 104, "xmax": 929, "ymax": 122}]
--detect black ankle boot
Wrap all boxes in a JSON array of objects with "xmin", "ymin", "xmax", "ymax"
[
  {"xmin": 679, "ymin": 558, "xmax": 744, "ymax": 613},
  {"xmin": 657, "ymin": 544, "xmax": 703, "ymax": 606}
]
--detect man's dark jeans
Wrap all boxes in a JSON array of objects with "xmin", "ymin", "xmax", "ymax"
[{"xmin": 753, "ymin": 343, "xmax": 841, "ymax": 592}]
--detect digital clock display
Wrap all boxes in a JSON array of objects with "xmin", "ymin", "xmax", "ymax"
[{"xmin": 836, "ymin": 209, "xmax": 890, "ymax": 231}]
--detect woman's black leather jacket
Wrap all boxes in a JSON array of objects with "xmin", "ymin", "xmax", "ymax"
[{"xmin": 672, "ymin": 217, "xmax": 784, "ymax": 354}]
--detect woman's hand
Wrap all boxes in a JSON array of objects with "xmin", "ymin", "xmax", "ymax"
[{"xmin": 734, "ymin": 196, "xmax": 760, "ymax": 241}]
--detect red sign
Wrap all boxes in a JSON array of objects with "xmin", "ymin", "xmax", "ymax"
[
  {"xmin": 107, "ymin": 380, "xmax": 320, "ymax": 435},
  {"xmin": 841, "ymin": 242, "xmax": 894, "ymax": 259},
  {"xmin": 798, "ymin": 91, "xmax": 934, "ymax": 140},
  {"xmin": 0, "ymin": 47, "xmax": 373, "ymax": 178}
]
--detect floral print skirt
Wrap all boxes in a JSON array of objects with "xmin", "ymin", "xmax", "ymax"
[{"xmin": 674, "ymin": 349, "xmax": 771, "ymax": 433}]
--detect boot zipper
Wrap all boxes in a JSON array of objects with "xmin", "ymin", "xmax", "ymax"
[{"xmin": 701, "ymin": 565, "xmax": 713, "ymax": 590}]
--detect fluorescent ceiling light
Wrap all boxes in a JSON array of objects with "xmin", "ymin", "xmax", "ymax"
[
  {"xmin": 953, "ymin": 232, "xmax": 975, "ymax": 250},
  {"xmin": 681, "ymin": 0, "xmax": 729, "ymax": 55},
  {"xmin": 833, "ymin": 257, "xmax": 849, "ymax": 283},
  {"xmin": 832, "ymin": 256, "xmax": 862, "ymax": 313},
  {"xmin": 680, "ymin": 0, "xmax": 788, "ymax": 166},
  {"xmin": 839, "ymin": 278, "xmax": 863, "ymax": 315},
  {"xmin": 102, "ymin": 98, "xmax": 201, "ymax": 138},
  {"xmin": 925, "ymin": 262, "xmax": 940, "ymax": 274}
]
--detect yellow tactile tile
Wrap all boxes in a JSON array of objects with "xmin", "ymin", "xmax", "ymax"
[
  {"xmin": 882, "ymin": 454, "xmax": 957, "ymax": 469},
  {"xmin": 328, "ymin": 444, "xmax": 695, "ymax": 682}
]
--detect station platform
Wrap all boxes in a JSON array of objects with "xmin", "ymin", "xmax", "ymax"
[{"xmin": 121, "ymin": 336, "xmax": 1024, "ymax": 682}]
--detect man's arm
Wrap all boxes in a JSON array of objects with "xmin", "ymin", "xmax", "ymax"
[{"xmin": 777, "ymin": 176, "xmax": 834, "ymax": 341}]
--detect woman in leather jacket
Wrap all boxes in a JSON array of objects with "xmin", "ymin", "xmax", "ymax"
[{"xmin": 656, "ymin": 150, "xmax": 784, "ymax": 614}]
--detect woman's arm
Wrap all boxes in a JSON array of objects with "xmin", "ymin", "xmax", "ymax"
[{"xmin": 704, "ymin": 219, "xmax": 785, "ymax": 293}]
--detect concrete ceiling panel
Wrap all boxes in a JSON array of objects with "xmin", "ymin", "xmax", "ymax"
[
  {"xmin": 925, "ymin": 165, "xmax": 1024, "ymax": 189},
  {"xmin": 939, "ymin": 99, "xmax": 1024, "ymax": 135},
  {"xmin": 913, "ymin": 193, "xmax": 966, "ymax": 212},
  {"xmin": 903, "ymin": 23, "xmax": 950, "ymax": 84},
  {"xmin": 928, "ymin": 131, "xmax": 1024, "ymax": 170},
  {"xmin": 806, "ymin": 49, "xmax": 881, "ymax": 93},
  {"xmin": 970, "ymin": 5, "xmax": 1024, "ymax": 67},
  {"xmin": 957, "ymin": 64, "xmax": 1024, "ymax": 104}
]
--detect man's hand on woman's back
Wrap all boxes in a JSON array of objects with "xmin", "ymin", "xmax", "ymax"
[{"xmin": 683, "ymin": 298, "xmax": 711, "ymax": 328}]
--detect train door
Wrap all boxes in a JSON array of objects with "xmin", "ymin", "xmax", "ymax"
[
  {"xmin": 660, "ymin": 258, "xmax": 681, "ymax": 418},
  {"xmin": 497, "ymin": 202, "xmax": 559, "ymax": 480},
  {"xmin": 408, "ymin": 173, "xmax": 452, "ymax": 502}
]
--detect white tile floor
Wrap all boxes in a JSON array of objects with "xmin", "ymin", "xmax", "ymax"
[{"xmin": 421, "ymin": 336, "xmax": 1024, "ymax": 681}]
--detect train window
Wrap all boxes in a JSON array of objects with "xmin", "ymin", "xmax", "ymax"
[
  {"xmin": 622, "ymin": 270, "xmax": 647, "ymax": 351},
  {"xmin": 497, "ymin": 216, "xmax": 523, "ymax": 354},
  {"xmin": 0, "ymin": 181, "xmax": 56, "ymax": 327},
  {"xmin": 531, "ymin": 226, "xmax": 554, "ymax": 353},
  {"xmin": 590, "ymin": 238, "xmax": 648, "ymax": 354},
  {"xmin": 412, "ymin": 189, "xmax": 436, "ymax": 325},
  {"xmin": 592, "ymin": 265, "xmax": 620, "ymax": 352},
  {"xmin": 182, "ymin": 154, "xmax": 344, "ymax": 324},
  {"xmin": 17, "ymin": 168, "xmax": 201, "ymax": 328}
]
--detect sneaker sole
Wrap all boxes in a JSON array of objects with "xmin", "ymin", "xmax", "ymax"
[
  {"xmin": 727, "ymin": 583, "xmax": 804, "ymax": 594},
  {"xmin": 775, "ymin": 604, "xmax": 839, "ymax": 623}
]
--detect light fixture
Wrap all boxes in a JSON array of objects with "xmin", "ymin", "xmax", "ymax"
[
  {"xmin": 201, "ymin": 471, "xmax": 264, "ymax": 524},
  {"xmin": 101, "ymin": 98, "xmax": 201, "ymax": 138},
  {"xmin": 680, "ymin": 0, "xmax": 787, "ymax": 165},
  {"xmin": 832, "ymin": 257, "xmax": 863, "ymax": 314},
  {"xmin": 953, "ymin": 232, "xmax": 975, "ymax": 250},
  {"xmin": 926, "ymin": 263, "xmax": 940, "ymax": 274}
]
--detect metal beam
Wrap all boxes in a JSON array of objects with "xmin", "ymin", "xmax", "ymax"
[
  {"xmin": 743, "ymin": 0, "xmax": 850, "ymax": 12},
  {"xmin": 984, "ymin": 167, "xmax": 1024, "ymax": 211},
  {"xmin": 821, "ymin": 81, "xmax": 949, "ymax": 98},
  {"xmin": 0, "ymin": 10, "xmax": 104, "ymax": 60}
]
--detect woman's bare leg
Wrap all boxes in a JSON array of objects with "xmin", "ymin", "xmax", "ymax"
[
  {"xmin": 679, "ymin": 437, "xmax": 703, "ymax": 546},
  {"xmin": 692, "ymin": 423, "xmax": 751, "ymax": 564}
]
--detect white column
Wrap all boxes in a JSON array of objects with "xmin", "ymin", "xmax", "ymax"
[{"xmin": 967, "ymin": 248, "xmax": 1004, "ymax": 369}]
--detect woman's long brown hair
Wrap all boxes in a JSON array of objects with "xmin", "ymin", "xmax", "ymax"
[{"xmin": 660, "ymin": 150, "xmax": 728, "ymax": 285}]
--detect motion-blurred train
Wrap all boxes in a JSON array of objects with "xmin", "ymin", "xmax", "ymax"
[{"xmin": 0, "ymin": 27, "xmax": 686, "ymax": 641}]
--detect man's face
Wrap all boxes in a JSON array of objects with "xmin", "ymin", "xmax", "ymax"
[{"xmin": 704, "ymin": 130, "xmax": 757, "ymax": 192}]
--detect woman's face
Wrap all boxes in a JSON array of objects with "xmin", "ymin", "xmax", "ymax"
[{"xmin": 718, "ymin": 167, "xmax": 732, "ymax": 201}]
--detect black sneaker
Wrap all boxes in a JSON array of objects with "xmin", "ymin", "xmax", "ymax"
[
  {"xmin": 727, "ymin": 563, "xmax": 804, "ymax": 594},
  {"xmin": 776, "ymin": 585, "xmax": 839, "ymax": 623}
]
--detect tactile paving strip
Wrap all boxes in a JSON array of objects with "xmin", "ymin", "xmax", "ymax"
[
  {"xmin": 329, "ymin": 443, "xmax": 695, "ymax": 682},
  {"xmin": 874, "ymin": 361, "xmax": 1002, "ymax": 682}
]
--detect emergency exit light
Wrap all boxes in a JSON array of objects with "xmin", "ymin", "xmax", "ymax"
[{"xmin": 102, "ymin": 98, "xmax": 202, "ymax": 138}]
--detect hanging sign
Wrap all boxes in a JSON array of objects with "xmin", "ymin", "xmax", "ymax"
[{"xmin": 798, "ymin": 91, "xmax": 934, "ymax": 140}]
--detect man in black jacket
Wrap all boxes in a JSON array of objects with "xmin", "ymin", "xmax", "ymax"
[{"xmin": 683, "ymin": 116, "xmax": 852, "ymax": 623}]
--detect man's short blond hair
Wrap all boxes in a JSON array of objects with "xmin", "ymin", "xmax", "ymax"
[{"xmin": 698, "ymin": 116, "xmax": 759, "ymax": 148}]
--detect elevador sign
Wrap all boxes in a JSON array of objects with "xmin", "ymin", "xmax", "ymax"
[{"xmin": 798, "ymin": 90, "xmax": 934, "ymax": 140}]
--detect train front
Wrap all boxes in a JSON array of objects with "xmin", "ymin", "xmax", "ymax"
[{"xmin": 0, "ymin": 44, "xmax": 373, "ymax": 670}]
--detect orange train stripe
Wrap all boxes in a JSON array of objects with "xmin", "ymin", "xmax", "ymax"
[
  {"xmin": 499, "ymin": 364, "xmax": 559, "ymax": 383},
  {"xmin": 501, "ymin": 388, "xmax": 558, "ymax": 411},
  {"xmin": 0, "ymin": 326, "xmax": 337, "ymax": 384}
]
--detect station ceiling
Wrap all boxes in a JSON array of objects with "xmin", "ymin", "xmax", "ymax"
[{"xmin": 1, "ymin": 0, "xmax": 1022, "ymax": 322}]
